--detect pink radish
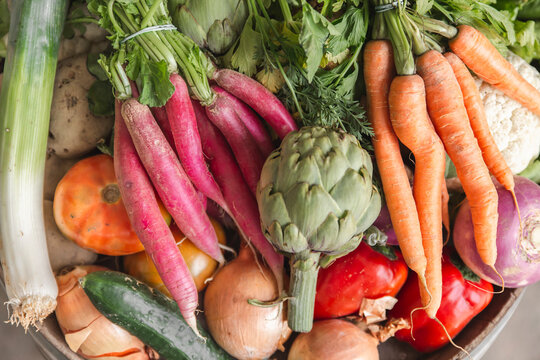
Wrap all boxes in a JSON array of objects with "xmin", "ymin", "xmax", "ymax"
[
  {"xmin": 213, "ymin": 86, "xmax": 275, "ymax": 157},
  {"xmin": 165, "ymin": 74, "xmax": 229, "ymax": 214},
  {"xmin": 194, "ymin": 101, "xmax": 284, "ymax": 291},
  {"xmin": 205, "ymin": 92, "xmax": 266, "ymax": 195},
  {"xmin": 150, "ymin": 106, "xmax": 174, "ymax": 147},
  {"xmin": 113, "ymin": 101, "xmax": 200, "ymax": 335},
  {"xmin": 121, "ymin": 98, "xmax": 224, "ymax": 263},
  {"xmin": 212, "ymin": 69, "xmax": 298, "ymax": 139}
]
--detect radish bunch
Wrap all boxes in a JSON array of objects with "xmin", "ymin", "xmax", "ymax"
[{"xmin": 114, "ymin": 71, "xmax": 296, "ymax": 334}]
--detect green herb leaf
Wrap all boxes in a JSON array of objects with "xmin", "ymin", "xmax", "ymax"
[
  {"xmin": 87, "ymin": 53, "xmax": 109, "ymax": 81},
  {"xmin": 449, "ymin": 251, "xmax": 481, "ymax": 283},
  {"xmin": 231, "ymin": 15, "xmax": 262, "ymax": 77},
  {"xmin": 299, "ymin": 1, "xmax": 339, "ymax": 82},
  {"xmin": 88, "ymin": 80, "xmax": 115, "ymax": 116},
  {"xmin": 137, "ymin": 59, "xmax": 175, "ymax": 108},
  {"xmin": 416, "ymin": 0, "xmax": 435, "ymax": 15},
  {"xmin": 371, "ymin": 245, "xmax": 398, "ymax": 261}
]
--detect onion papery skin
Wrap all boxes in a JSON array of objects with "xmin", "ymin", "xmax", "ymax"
[{"xmin": 454, "ymin": 176, "xmax": 540, "ymax": 287}]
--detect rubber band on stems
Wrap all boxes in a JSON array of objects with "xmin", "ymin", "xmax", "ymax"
[
  {"xmin": 121, "ymin": 24, "xmax": 177, "ymax": 44},
  {"xmin": 374, "ymin": 0, "xmax": 404, "ymax": 13}
]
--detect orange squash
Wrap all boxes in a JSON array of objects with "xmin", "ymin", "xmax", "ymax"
[
  {"xmin": 53, "ymin": 154, "xmax": 171, "ymax": 256},
  {"xmin": 124, "ymin": 218, "xmax": 226, "ymax": 292}
]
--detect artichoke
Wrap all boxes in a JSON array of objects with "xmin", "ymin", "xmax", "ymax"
[
  {"xmin": 257, "ymin": 126, "xmax": 381, "ymax": 332},
  {"xmin": 169, "ymin": 0, "xmax": 248, "ymax": 55}
]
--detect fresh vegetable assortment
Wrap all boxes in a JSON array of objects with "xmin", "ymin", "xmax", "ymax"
[{"xmin": 1, "ymin": 0, "xmax": 540, "ymax": 359}]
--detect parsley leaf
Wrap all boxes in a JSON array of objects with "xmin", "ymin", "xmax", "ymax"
[
  {"xmin": 231, "ymin": 15, "xmax": 262, "ymax": 77},
  {"xmin": 299, "ymin": 1, "xmax": 339, "ymax": 82},
  {"xmin": 137, "ymin": 58, "xmax": 175, "ymax": 108}
]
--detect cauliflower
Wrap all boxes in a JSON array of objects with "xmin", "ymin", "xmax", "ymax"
[{"xmin": 474, "ymin": 52, "xmax": 540, "ymax": 174}]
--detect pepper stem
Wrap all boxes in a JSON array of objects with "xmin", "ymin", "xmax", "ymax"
[{"xmin": 288, "ymin": 251, "xmax": 320, "ymax": 333}]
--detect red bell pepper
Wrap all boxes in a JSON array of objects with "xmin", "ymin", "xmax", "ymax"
[
  {"xmin": 389, "ymin": 252, "xmax": 493, "ymax": 353},
  {"xmin": 314, "ymin": 242, "xmax": 408, "ymax": 320}
]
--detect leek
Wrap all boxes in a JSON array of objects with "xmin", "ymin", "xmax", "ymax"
[{"xmin": 0, "ymin": 0, "xmax": 68, "ymax": 330}]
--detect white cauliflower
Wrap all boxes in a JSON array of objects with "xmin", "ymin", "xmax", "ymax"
[{"xmin": 474, "ymin": 52, "xmax": 540, "ymax": 174}]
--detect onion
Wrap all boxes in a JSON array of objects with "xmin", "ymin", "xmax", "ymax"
[
  {"xmin": 55, "ymin": 265, "xmax": 152, "ymax": 360},
  {"xmin": 288, "ymin": 319, "xmax": 379, "ymax": 360},
  {"xmin": 454, "ymin": 176, "xmax": 540, "ymax": 287},
  {"xmin": 373, "ymin": 203, "xmax": 397, "ymax": 246},
  {"xmin": 204, "ymin": 246, "xmax": 291, "ymax": 359}
]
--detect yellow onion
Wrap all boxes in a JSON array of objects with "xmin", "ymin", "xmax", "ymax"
[
  {"xmin": 204, "ymin": 246, "xmax": 291, "ymax": 359},
  {"xmin": 288, "ymin": 319, "xmax": 379, "ymax": 360},
  {"xmin": 55, "ymin": 265, "xmax": 153, "ymax": 360}
]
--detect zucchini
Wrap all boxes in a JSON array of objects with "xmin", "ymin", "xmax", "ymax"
[{"xmin": 80, "ymin": 271, "xmax": 233, "ymax": 360}]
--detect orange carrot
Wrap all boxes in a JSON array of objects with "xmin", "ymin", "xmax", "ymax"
[
  {"xmin": 449, "ymin": 25, "xmax": 540, "ymax": 117},
  {"xmin": 388, "ymin": 74, "xmax": 446, "ymax": 318},
  {"xmin": 363, "ymin": 40, "xmax": 428, "ymax": 287},
  {"xmin": 444, "ymin": 52, "xmax": 518, "ymax": 202},
  {"xmin": 417, "ymin": 50, "xmax": 498, "ymax": 267}
]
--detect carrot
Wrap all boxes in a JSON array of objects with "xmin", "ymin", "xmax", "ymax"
[
  {"xmin": 363, "ymin": 40, "xmax": 427, "ymax": 287},
  {"xmin": 444, "ymin": 52, "xmax": 518, "ymax": 204},
  {"xmin": 449, "ymin": 25, "xmax": 540, "ymax": 117},
  {"xmin": 388, "ymin": 74, "xmax": 446, "ymax": 318},
  {"xmin": 213, "ymin": 85, "xmax": 275, "ymax": 157},
  {"xmin": 417, "ymin": 50, "xmax": 498, "ymax": 267},
  {"xmin": 165, "ymin": 74, "xmax": 230, "ymax": 215},
  {"xmin": 113, "ymin": 100, "xmax": 199, "ymax": 334},
  {"xmin": 121, "ymin": 98, "xmax": 224, "ymax": 263},
  {"xmin": 205, "ymin": 90, "xmax": 266, "ymax": 195},
  {"xmin": 194, "ymin": 101, "xmax": 284, "ymax": 292},
  {"xmin": 212, "ymin": 69, "xmax": 297, "ymax": 139}
]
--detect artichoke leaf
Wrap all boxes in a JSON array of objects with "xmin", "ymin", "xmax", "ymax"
[
  {"xmin": 258, "ymin": 186, "xmax": 292, "ymax": 226},
  {"xmin": 175, "ymin": 6, "xmax": 208, "ymax": 49},
  {"xmin": 329, "ymin": 167, "xmax": 372, "ymax": 217},
  {"xmin": 207, "ymin": 18, "xmax": 237, "ymax": 55},
  {"xmin": 355, "ymin": 186, "xmax": 382, "ymax": 234},
  {"xmin": 283, "ymin": 182, "xmax": 342, "ymax": 239}
]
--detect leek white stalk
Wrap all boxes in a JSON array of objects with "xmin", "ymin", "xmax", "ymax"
[{"xmin": 0, "ymin": 0, "xmax": 68, "ymax": 330}]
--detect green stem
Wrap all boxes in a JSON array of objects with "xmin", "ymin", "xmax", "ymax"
[
  {"xmin": 320, "ymin": 0, "xmax": 331, "ymax": 17},
  {"xmin": 288, "ymin": 251, "xmax": 320, "ymax": 333},
  {"xmin": 372, "ymin": 13, "xmax": 388, "ymax": 40},
  {"xmin": 403, "ymin": 15, "xmax": 428, "ymax": 56},
  {"xmin": 65, "ymin": 17, "xmax": 100, "ymax": 25},
  {"xmin": 409, "ymin": 13, "xmax": 457, "ymax": 39},
  {"xmin": 278, "ymin": 0, "xmax": 293, "ymax": 23},
  {"xmin": 383, "ymin": 8, "xmax": 415, "ymax": 75},
  {"xmin": 140, "ymin": 0, "xmax": 161, "ymax": 29},
  {"xmin": 277, "ymin": 60, "xmax": 303, "ymax": 119},
  {"xmin": 333, "ymin": 45, "xmax": 361, "ymax": 87}
]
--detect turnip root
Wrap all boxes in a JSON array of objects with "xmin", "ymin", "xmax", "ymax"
[
  {"xmin": 44, "ymin": 200, "xmax": 97, "ymax": 273},
  {"xmin": 48, "ymin": 54, "xmax": 113, "ymax": 159}
]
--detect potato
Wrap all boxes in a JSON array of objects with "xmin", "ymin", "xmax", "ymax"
[
  {"xmin": 44, "ymin": 153, "xmax": 80, "ymax": 201},
  {"xmin": 57, "ymin": 36, "xmax": 92, "ymax": 62},
  {"xmin": 48, "ymin": 54, "xmax": 114, "ymax": 159},
  {"xmin": 44, "ymin": 200, "xmax": 97, "ymax": 273}
]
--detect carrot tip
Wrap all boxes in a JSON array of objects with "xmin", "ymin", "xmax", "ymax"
[{"xmin": 433, "ymin": 316, "xmax": 472, "ymax": 360}]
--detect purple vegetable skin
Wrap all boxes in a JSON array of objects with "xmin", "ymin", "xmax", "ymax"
[
  {"xmin": 454, "ymin": 176, "xmax": 540, "ymax": 287},
  {"xmin": 373, "ymin": 203, "xmax": 398, "ymax": 246}
]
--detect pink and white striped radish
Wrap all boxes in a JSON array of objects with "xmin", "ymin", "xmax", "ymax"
[
  {"xmin": 212, "ymin": 86, "xmax": 275, "ymax": 157},
  {"xmin": 121, "ymin": 98, "xmax": 223, "ymax": 263},
  {"xmin": 205, "ymin": 91, "xmax": 266, "ymax": 195},
  {"xmin": 212, "ymin": 69, "xmax": 298, "ymax": 139},
  {"xmin": 194, "ymin": 101, "xmax": 284, "ymax": 291},
  {"xmin": 165, "ymin": 74, "xmax": 229, "ymax": 214},
  {"xmin": 113, "ymin": 101, "xmax": 200, "ymax": 335}
]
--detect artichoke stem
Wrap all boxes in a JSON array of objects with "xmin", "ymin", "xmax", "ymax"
[{"xmin": 288, "ymin": 252, "xmax": 320, "ymax": 333}]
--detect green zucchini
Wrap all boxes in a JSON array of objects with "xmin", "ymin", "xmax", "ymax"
[{"xmin": 80, "ymin": 271, "xmax": 233, "ymax": 360}]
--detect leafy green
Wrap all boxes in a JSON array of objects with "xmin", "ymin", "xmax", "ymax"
[
  {"xmin": 299, "ymin": 1, "xmax": 338, "ymax": 81},
  {"xmin": 87, "ymin": 80, "xmax": 115, "ymax": 116},
  {"xmin": 450, "ymin": 251, "xmax": 481, "ymax": 283},
  {"xmin": 87, "ymin": 0, "xmax": 215, "ymax": 106},
  {"xmin": 231, "ymin": 16, "xmax": 262, "ymax": 76},
  {"xmin": 228, "ymin": 0, "xmax": 372, "ymax": 146}
]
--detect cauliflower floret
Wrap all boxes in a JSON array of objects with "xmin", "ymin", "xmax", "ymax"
[{"xmin": 474, "ymin": 52, "xmax": 540, "ymax": 174}]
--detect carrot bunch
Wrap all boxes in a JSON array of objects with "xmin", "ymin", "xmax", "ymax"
[{"xmin": 365, "ymin": 1, "xmax": 540, "ymax": 320}]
